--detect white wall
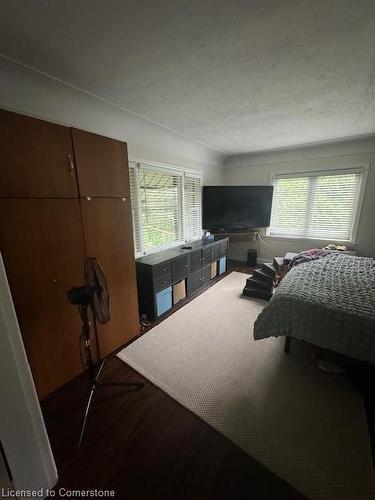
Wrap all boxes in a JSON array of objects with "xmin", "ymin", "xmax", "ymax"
[
  {"xmin": 0, "ymin": 56, "xmax": 224, "ymax": 185},
  {"xmin": 224, "ymin": 136, "xmax": 375, "ymax": 262},
  {"xmin": 2, "ymin": 55, "xmax": 374, "ymax": 259}
]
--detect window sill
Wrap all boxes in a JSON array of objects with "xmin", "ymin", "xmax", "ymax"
[
  {"xmin": 265, "ymin": 234, "xmax": 356, "ymax": 245},
  {"xmin": 136, "ymin": 236, "xmax": 203, "ymax": 258}
]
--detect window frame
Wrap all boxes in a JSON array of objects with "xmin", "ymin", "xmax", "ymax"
[
  {"xmin": 129, "ymin": 158, "xmax": 203, "ymax": 257},
  {"xmin": 266, "ymin": 163, "xmax": 368, "ymax": 244}
]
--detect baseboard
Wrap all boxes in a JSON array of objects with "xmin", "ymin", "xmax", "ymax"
[
  {"xmin": 229, "ymin": 255, "xmax": 268, "ymax": 266},
  {"xmin": 228, "ymin": 255, "xmax": 247, "ymax": 264}
]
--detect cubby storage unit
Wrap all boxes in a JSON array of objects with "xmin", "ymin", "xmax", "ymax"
[{"xmin": 136, "ymin": 237, "xmax": 229, "ymax": 321}]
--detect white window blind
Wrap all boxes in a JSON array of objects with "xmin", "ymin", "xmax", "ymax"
[
  {"xmin": 139, "ymin": 166, "xmax": 183, "ymax": 251},
  {"xmin": 183, "ymin": 175, "xmax": 202, "ymax": 242},
  {"xmin": 269, "ymin": 169, "xmax": 364, "ymax": 241},
  {"xmin": 129, "ymin": 162, "xmax": 202, "ymax": 256},
  {"xmin": 129, "ymin": 162, "xmax": 142, "ymax": 255}
]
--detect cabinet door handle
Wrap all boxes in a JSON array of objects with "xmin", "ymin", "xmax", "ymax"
[{"xmin": 67, "ymin": 153, "xmax": 75, "ymax": 176}]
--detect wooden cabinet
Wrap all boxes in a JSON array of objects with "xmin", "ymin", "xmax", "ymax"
[
  {"xmin": 0, "ymin": 109, "xmax": 78, "ymax": 198},
  {"xmin": 71, "ymin": 128, "xmax": 130, "ymax": 197},
  {"xmin": 0, "ymin": 199, "xmax": 86, "ymax": 399},
  {"xmin": 0, "ymin": 109, "xmax": 140, "ymax": 398},
  {"xmin": 80, "ymin": 197, "xmax": 139, "ymax": 358}
]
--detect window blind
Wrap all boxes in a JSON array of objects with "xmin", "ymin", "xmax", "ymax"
[
  {"xmin": 129, "ymin": 162, "xmax": 142, "ymax": 255},
  {"xmin": 129, "ymin": 162, "xmax": 202, "ymax": 255},
  {"xmin": 183, "ymin": 175, "xmax": 202, "ymax": 242},
  {"xmin": 269, "ymin": 170, "xmax": 363, "ymax": 241},
  {"xmin": 138, "ymin": 166, "xmax": 183, "ymax": 251}
]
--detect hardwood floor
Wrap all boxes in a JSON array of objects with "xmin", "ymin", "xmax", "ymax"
[
  {"xmin": 42, "ymin": 357, "xmax": 304, "ymax": 499},
  {"xmin": 41, "ymin": 260, "xmax": 375, "ymax": 498},
  {"xmin": 42, "ymin": 262, "xmax": 305, "ymax": 499}
]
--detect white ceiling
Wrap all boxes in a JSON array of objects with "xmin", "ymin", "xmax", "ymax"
[{"xmin": 1, "ymin": 0, "xmax": 375, "ymax": 155}]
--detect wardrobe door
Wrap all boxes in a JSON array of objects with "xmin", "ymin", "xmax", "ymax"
[
  {"xmin": 0, "ymin": 109, "xmax": 78, "ymax": 198},
  {"xmin": 71, "ymin": 129, "xmax": 130, "ymax": 198},
  {"xmin": 0, "ymin": 199, "xmax": 86, "ymax": 399},
  {"xmin": 80, "ymin": 197, "xmax": 139, "ymax": 357}
]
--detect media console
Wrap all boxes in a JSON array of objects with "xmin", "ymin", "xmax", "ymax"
[{"xmin": 136, "ymin": 237, "xmax": 229, "ymax": 321}]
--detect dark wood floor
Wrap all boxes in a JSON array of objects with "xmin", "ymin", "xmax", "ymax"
[
  {"xmin": 43, "ymin": 357, "xmax": 305, "ymax": 499},
  {"xmin": 41, "ymin": 261, "xmax": 374, "ymax": 499}
]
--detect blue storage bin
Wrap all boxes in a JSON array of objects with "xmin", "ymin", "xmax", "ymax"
[
  {"xmin": 155, "ymin": 286, "xmax": 172, "ymax": 317},
  {"xmin": 219, "ymin": 256, "xmax": 227, "ymax": 275}
]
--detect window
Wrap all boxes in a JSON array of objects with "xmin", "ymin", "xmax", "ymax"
[
  {"xmin": 183, "ymin": 174, "xmax": 202, "ymax": 242},
  {"xmin": 129, "ymin": 161, "xmax": 202, "ymax": 255},
  {"xmin": 269, "ymin": 168, "xmax": 366, "ymax": 242}
]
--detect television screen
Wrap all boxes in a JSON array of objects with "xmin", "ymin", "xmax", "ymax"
[{"xmin": 203, "ymin": 186, "xmax": 273, "ymax": 232}]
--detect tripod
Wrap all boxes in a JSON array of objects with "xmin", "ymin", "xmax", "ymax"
[{"xmin": 77, "ymin": 303, "xmax": 143, "ymax": 448}]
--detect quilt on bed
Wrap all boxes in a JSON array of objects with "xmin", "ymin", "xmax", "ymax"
[{"xmin": 253, "ymin": 253, "xmax": 375, "ymax": 363}]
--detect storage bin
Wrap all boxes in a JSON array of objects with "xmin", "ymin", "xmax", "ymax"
[
  {"xmin": 219, "ymin": 256, "xmax": 227, "ymax": 275},
  {"xmin": 210, "ymin": 261, "xmax": 218, "ymax": 279},
  {"xmin": 173, "ymin": 279, "xmax": 186, "ymax": 305},
  {"xmin": 155, "ymin": 286, "xmax": 172, "ymax": 317}
]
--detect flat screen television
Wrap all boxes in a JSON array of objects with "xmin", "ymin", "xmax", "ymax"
[{"xmin": 203, "ymin": 186, "xmax": 274, "ymax": 232}]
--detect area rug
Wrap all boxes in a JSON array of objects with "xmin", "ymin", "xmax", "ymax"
[{"xmin": 117, "ymin": 272, "xmax": 375, "ymax": 499}]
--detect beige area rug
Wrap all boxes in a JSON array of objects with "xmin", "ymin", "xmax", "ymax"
[{"xmin": 117, "ymin": 272, "xmax": 375, "ymax": 499}]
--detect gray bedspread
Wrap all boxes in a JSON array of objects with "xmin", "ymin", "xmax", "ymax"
[{"xmin": 253, "ymin": 253, "xmax": 375, "ymax": 363}]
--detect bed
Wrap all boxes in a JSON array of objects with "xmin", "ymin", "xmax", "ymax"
[{"xmin": 253, "ymin": 253, "xmax": 375, "ymax": 364}]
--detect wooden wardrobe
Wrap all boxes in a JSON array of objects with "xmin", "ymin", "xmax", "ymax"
[{"xmin": 0, "ymin": 109, "xmax": 139, "ymax": 399}]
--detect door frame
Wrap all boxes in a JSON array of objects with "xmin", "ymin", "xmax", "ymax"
[{"xmin": 0, "ymin": 253, "xmax": 57, "ymax": 493}]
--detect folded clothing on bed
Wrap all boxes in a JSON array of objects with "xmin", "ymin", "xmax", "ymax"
[{"xmin": 253, "ymin": 253, "xmax": 375, "ymax": 364}]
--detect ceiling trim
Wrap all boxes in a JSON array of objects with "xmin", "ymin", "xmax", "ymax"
[
  {"xmin": 224, "ymin": 133, "xmax": 375, "ymax": 168},
  {"xmin": 0, "ymin": 52, "xmax": 228, "ymax": 156}
]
